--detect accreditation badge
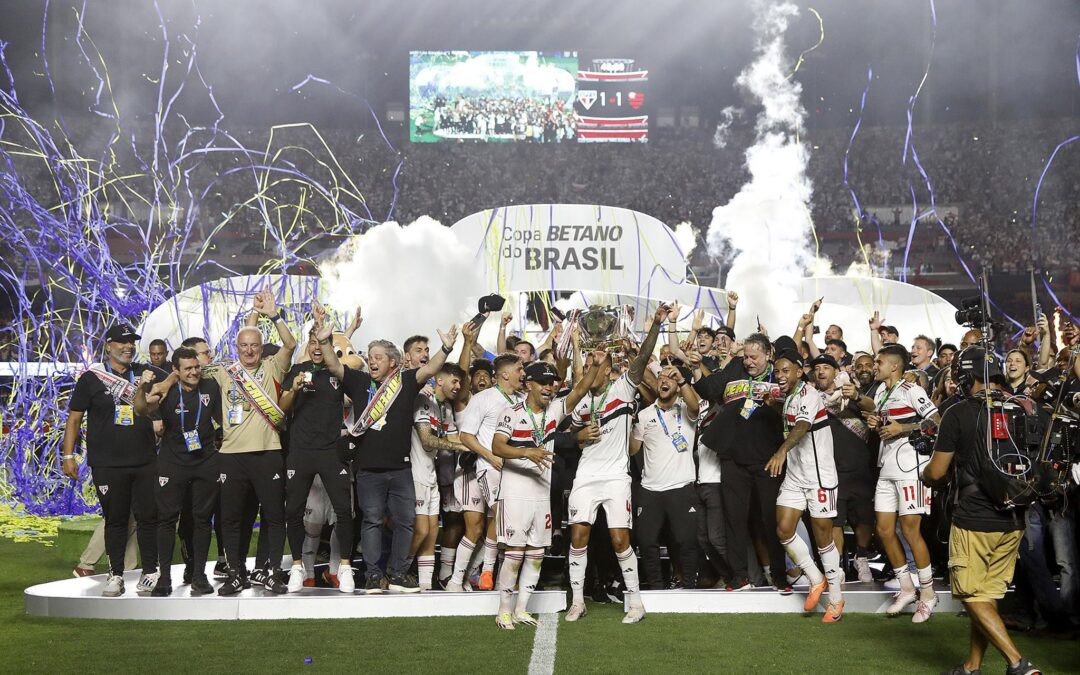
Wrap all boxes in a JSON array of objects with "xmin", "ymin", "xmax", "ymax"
[
  {"xmin": 671, "ymin": 431, "xmax": 689, "ymax": 453},
  {"xmin": 228, "ymin": 404, "xmax": 244, "ymax": 425},
  {"xmin": 182, "ymin": 430, "xmax": 202, "ymax": 452},
  {"xmin": 114, "ymin": 404, "xmax": 135, "ymax": 426},
  {"xmin": 739, "ymin": 397, "xmax": 756, "ymax": 420}
]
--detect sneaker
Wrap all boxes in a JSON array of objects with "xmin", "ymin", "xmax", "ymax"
[
  {"xmin": 102, "ymin": 574, "xmax": 125, "ymax": 597},
  {"xmin": 886, "ymin": 588, "xmax": 918, "ymax": 616},
  {"xmin": 822, "ymin": 599, "xmax": 845, "ymax": 623},
  {"xmin": 322, "ymin": 570, "xmax": 339, "ymax": 588},
  {"xmin": 804, "ymin": 578, "xmax": 827, "ymax": 612},
  {"xmin": 151, "ymin": 577, "xmax": 173, "ymax": 597},
  {"xmin": 365, "ymin": 574, "xmax": 387, "ymax": 595},
  {"xmin": 388, "ymin": 573, "xmax": 420, "ymax": 593},
  {"xmin": 468, "ymin": 571, "xmax": 481, "ymax": 589},
  {"xmin": 213, "ymin": 560, "xmax": 230, "ymax": 579},
  {"xmin": 136, "ymin": 572, "xmax": 160, "ymax": 594},
  {"xmin": 445, "ymin": 580, "xmax": 464, "ymax": 592},
  {"xmin": 303, "ymin": 577, "xmax": 316, "ymax": 588},
  {"xmin": 854, "ymin": 557, "xmax": 873, "ymax": 583},
  {"xmin": 940, "ymin": 665, "xmax": 981, "ymax": 675},
  {"xmin": 565, "ymin": 602, "xmax": 587, "ymax": 622},
  {"xmin": 249, "ymin": 568, "xmax": 270, "ymax": 587},
  {"xmin": 912, "ymin": 595, "xmax": 939, "ymax": 624},
  {"xmin": 513, "ymin": 611, "xmax": 539, "ymax": 626},
  {"xmin": 338, "ymin": 567, "xmax": 355, "ymax": 594},
  {"xmin": 190, "ymin": 576, "xmax": 214, "ymax": 595},
  {"xmin": 264, "ymin": 573, "xmax": 288, "ymax": 595},
  {"xmin": 477, "ymin": 570, "xmax": 494, "ymax": 591},
  {"xmin": 776, "ymin": 582, "xmax": 794, "ymax": 596},
  {"xmin": 787, "ymin": 573, "xmax": 809, "ymax": 587},
  {"xmin": 217, "ymin": 573, "xmax": 245, "ymax": 596},
  {"xmin": 182, "ymin": 565, "xmax": 194, "ymax": 585},
  {"xmin": 73, "ymin": 565, "xmax": 97, "ymax": 578},
  {"xmin": 496, "ymin": 612, "xmax": 515, "ymax": 630},
  {"xmin": 287, "ymin": 565, "xmax": 306, "ymax": 593},
  {"xmin": 622, "ymin": 604, "xmax": 646, "ymax": 624},
  {"xmin": 725, "ymin": 578, "xmax": 753, "ymax": 592},
  {"xmin": 1005, "ymin": 657, "xmax": 1040, "ymax": 675}
]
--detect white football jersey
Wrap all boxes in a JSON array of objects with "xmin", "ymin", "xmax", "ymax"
[
  {"xmin": 458, "ymin": 385, "xmax": 524, "ymax": 473},
  {"xmin": 781, "ymin": 382, "xmax": 837, "ymax": 490},
  {"xmin": 871, "ymin": 380, "xmax": 937, "ymax": 480},
  {"xmin": 494, "ymin": 398, "xmax": 567, "ymax": 500},
  {"xmin": 570, "ymin": 374, "xmax": 637, "ymax": 481},
  {"xmin": 409, "ymin": 393, "xmax": 458, "ymax": 488}
]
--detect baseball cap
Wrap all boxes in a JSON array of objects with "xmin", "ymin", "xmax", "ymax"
[
  {"xmin": 716, "ymin": 325, "xmax": 736, "ymax": 340},
  {"xmin": 105, "ymin": 324, "xmax": 141, "ymax": 342},
  {"xmin": 524, "ymin": 361, "xmax": 559, "ymax": 384},
  {"xmin": 808, "ymin": 354, "xmax": 840, "ymax": 370},
  {"xmin": 774, "ymin": 348, "xmax": 804, "ymax": 368}
]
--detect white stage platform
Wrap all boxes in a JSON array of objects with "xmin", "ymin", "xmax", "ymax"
[
  {"xmin": 25, "ymin": 562, "xmax": 566, "ymax": 621},
  {"xmin": 632, "ymin": 581, "xmax": 963, "ymax": 615}
]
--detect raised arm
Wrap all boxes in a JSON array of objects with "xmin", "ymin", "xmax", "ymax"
[
  {"xmin": 497, "ymin": 311, "xmax": 512, "ymax": 354},
  {"xmin": 312, "ymin": 302, "xmax": 344, "ymax": 379},
  {"xmin": 133, "ymin": 369, "xmax": 162, "ymax": 417},
  {"xmin": 666, "ymin": 303, "xmax": 693, "ymax": 366},
  {"xmin": 459, "ymin": 319, "xmax": 480, "ymax": 372},
  {"xmin": 663, "ymin": 364, "xmax": 700, "ymax": 418},
  {"xmin": 869, "ymin": 310, "xmax": 884, "ymax": 355},
  {"xmin": 725, "ymin": 291, "xmax": 738, "ymax": 329},
  {"xmin": 254, "ymin": 289, "xmax": 297, "ymax": 368},
  {"xmin": 564, "ymin": 350, "xmax": 605, "ymax": 411},
  {"xmin": 628, "ymin": 303, "xmax": 670, "ymax": 386},
  {"xmin": 1036, "ymin": 313, "xmax": 1053, "ymax": 370},
  {"xmin": 417, "ymin": 324, "xmax": 457, "ymax": 384},
  {"xmin": 344, "ymin": 305, "xmax": 363, "ymax": 340}
]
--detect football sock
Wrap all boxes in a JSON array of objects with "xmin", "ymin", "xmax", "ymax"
[
  {"xmin": 818, "ymin": 542, "xmax": 843, "ymax": 603},
  {"xmin": 439, "ymin": 547, "xmax": 456, "ymax": 581},
  {"xmin": 417, "ymin": 555, "xmax": 435, "ymax": 589},
  {"xmin": 302, "ymin": 533, "xmax": 318, "ymax": 579},
  {"xmin": 515, "ymin": 550, "xmax": 544, "ymax": 614},
  {"xmin": 569, "ymin": 546, "xmax": 587, "ymax": 605},
  {"xmin": 616, "ymin": 547, "xmax": 642, "ymax": 607},
  {"xmin": 450, "ymin": 537, "xmax": 475, "ymax": 585},
  {"xmin": 917, "ymin": 565, "xmax": 935, "ymax": 601},
  {"xmin": 497, "ymin": 551, "xmax": 524, "ymax": 615},
  {"xmin": 781, "ymin": 534, "xmax": 824, "ymax": 586},
  {"xmin": 482, "ymin": 538, "xmax": 499, "ymax": 574},
  {"xmin": 329, "ymin": 531, "xmax": 341, "ymax": 575},
  {"xmin": 894, "ymin": 566, "xmax": 916, "ymax": 593}
]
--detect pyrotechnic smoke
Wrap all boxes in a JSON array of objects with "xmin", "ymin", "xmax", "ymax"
[
  {"xmin": 706, "ymin": 0, "xmax": 814, "ymax": 337},
  {"xmin": 674, "ymin": 221, "xmax": 698, "ymax": 259},
  {"xmin": 319, "ymin": 217, "xmax": 488, "ymax": 351},
  {"xmin": 712, "ymin": 106, "xmax": 743, "ymax": 149}
]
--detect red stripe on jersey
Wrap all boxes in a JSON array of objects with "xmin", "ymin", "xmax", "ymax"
[{"xmin": 887, "ymin": 406, "xmax": 916, "ymax": 417}]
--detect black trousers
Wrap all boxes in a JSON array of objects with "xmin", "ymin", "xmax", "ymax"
[
  {"xmin": 696, "ymin": 482, "xmax": 734, "ymax": 580},
  {"xmin": 635, "ymin": 482, "xmax": 699, "ymax": 589},
  {"xmin": 91, "ymin": 463, "xmax": 158, "ymax": 575},
  {"xmin": 156, "ymin": 458, "xmax": 220, "ymax": 580},
  {"xmin": 285, "ymin": 449, "xmax": 353, "ymax": 562},
  {"xmin": 719, "ymin": 459, "xmax": 786, "ymax": 584},
  {"xmin": 220, "ymin": 452, "xmax": 286, "ymax": 573},
  {"xmin": 177, "ymin": 488, "xmax": 225, "ymax": 567}
]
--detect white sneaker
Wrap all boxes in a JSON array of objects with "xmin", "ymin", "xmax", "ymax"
[
  {"xmin": 565, "ymin": 602, "xmax": 587, "ymax": 622},
  {"xmin": 136, "ymin": 572, "xmax": 159, "ymax": 594},
  {"xmin": 102, "ymin": 574, "xmax": 125, "ymax": 597},
  {"xmin": 886, "ymin": 589, "xmax": 918, "ymax": 616},
  {"xmin": 445, "ymin": 580, "xmax": 464, "ymax": 592},
  {"xmin": 338, "ymin": 566, "xmax": 355, "ymax": 593},
  {"xmin": 854, "ymin": 557, "xmax": 873, "ymax": 583},
  {"xmin": 287, "ymin": 565, "xmax": 305, "ymax": 593},
  {"xmin": 787, "ymin": 573, "xmax": 809, "ymax": 587},
  {"xmin": 911, "ymin": 595, "xmax": 938, "ymax": 623},
  {"xmin": 496, "ymin": 612, "xmax": 515, "ymax": 630},
  {"xmin": 512, "ymin": 611, "xmax": 539, "ymax": 626},
  {"xmin": 622, "ymin": 604, "xmax": 646, "ymax": 624}
]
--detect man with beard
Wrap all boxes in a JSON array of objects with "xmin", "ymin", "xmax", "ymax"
[
  {"xmin": 766, "ymin": 351, "xmax": 844, "ymax": 623},
  {"xmin": 408, "ymin": 363, "xmax": 469, "ymax": 591},
  {"xmin": 281, "ymin": 306, "xmax": 366, "ymax": 594},
  {"xmin": 134, "ymin": 347, "xmax": 222, "ymax": 596},
  {"xmin": 853, "ymin": 353, "xmax": 877, "ymax": 394},
  {"xmin": 62, "ymin": 324, "xmax": 163, "ymax": 596},
  {"xmin": 809, "ymin": 354, "xmax": 875, "ymax": 583},
  {"xmin": 490, "ymin": 355, "xmax": 600, "ymax": 629}
]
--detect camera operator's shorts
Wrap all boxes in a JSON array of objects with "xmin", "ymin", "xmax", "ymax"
[{"xmin": 948, "ymin": 525, "xmax": 1022, "ymax": 602}]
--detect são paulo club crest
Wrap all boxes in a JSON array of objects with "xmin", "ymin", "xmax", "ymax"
[{"xmin": 576, "ymin": 89, "xmax": 597, "ymax": 110}]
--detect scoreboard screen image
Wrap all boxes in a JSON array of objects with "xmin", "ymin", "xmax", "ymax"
[
  {"xmin": 409, "ymin": 51, "xmax": 579, "ymax": 143},
  {"xmin": 574, "ymin": 57, "xmax": 649, "ymax": 143},
  {"xmin": 409, "ymin": 52, "xmax": 649, "ymax": 144}
]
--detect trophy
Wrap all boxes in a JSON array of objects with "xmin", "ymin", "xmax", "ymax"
[{"xmin": 557, "ymin": 304, "xmax": 635, "ymax": 366}]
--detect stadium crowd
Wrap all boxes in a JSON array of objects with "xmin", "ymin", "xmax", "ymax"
[{"xmin": 64, "ymin": 283, "xmax": 1078, "ymax": 671}]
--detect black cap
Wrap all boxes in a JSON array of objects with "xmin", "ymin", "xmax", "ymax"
[
  {"xmin": 716, "ymin": 325, "xmax": 736, "ymax": 340},
  {"xmin": 524, "ymin": 361, "xmax": 559, "ymax": 384},
  {"xmin": 774, "ymin": 348, "xmax": 804, "ymax": 368},
  {"xmin": 105, "ymin": 324, "xmax": 141, "ymax": 342},
  {"xmin": 478, "ymin": 294, "xmax": 506, "ymax": 314},
  {"xmin": 772, "ymin": 335, "xmax": 799, "ymax": 355},
  {"xmin": 808, "ymin": 354, "xmax": 840, "ymax": 370}
]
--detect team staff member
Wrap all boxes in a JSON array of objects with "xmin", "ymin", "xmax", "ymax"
[
  {"xmin": 133, "ymin": 347, "xmax": 222, "ymax": 596},
  {"xmin": 630, "ymin": 364, "xmax": 701, "ymax": 591},
  {"xmin": 281, "ymin": 305, "xmax": 365, "ymax": 594},
  {"xmin": 922, "ymin": 350, "xmax": 1041, "ymax": 675},
  {"xmin": 62, "ymin": 324, "xmax": 162, "ymax": 597},
  {"xmin": 693, "ymin": 332, "xmax": 787, "ymax": 591},
  {"xmin": 203, "ymin": 289, "xmax": 296, "ymax": 595},
  {"xmin": 147, "ymin": 339, "xmax": 169, "ymax": 370},
  {"xmin": 349, "ymin": 324, "xmax": 459, "ymax": 594}
]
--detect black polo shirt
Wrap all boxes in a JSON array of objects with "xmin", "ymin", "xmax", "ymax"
[
  {"xmin": 69, "ymin": 363, "xmax": 165, "ymax": 468},
  {"xmin": 283, "ymin": 363, "xmax": 367, "ymax": 452},
  {"xmin": 350, "ymin": 368, "xmax": 424, "ymax": 471},
  {"xmin": 694, "ymin": 359, "xmax": 783, "ymax": 466},
  {"xmin": 159, "ymin": 379, "xmax": 222, "ymax": 466}
]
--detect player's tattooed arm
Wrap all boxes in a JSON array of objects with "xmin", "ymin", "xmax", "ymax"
[{"xmin": 416, "ymin": 423, "xmax": 466, "ymax": 453}]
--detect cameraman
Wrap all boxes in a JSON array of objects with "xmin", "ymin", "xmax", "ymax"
[{"xmin": 921, "ymin": 349, "xmax": 1039, "ymax": 675}]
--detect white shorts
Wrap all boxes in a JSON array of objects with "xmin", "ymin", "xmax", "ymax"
[
  {"xmin": 454, "ymin": 469, "xmax": 486, "ymax": 514},
  {"xmin": 440, "ymin": 483, "xmax": 461, "ymax": 513},
  {"xmin": 304, "ymin": 480, "xmax": 335, "ymax": 526},
  {"xmin": 568, "ymin": 476, "xmax": 633, "ymax": 530},
  {"xmin": 874, "ymin": 478, "xmax": 931, "ymax": 516},
  {"xmin": 777, "ymin": 480, "xmax": 837, "ymax": 519},
  {"xmin": 414, "ymin": 482, "xmax": 440, "ymax": 517},
  {"xmin": 476, "ymin": 468, "xmax": 501, "ymax": 509},
  {"xmin": 497, "ymin": 498, "xmax": 551, "ymax": 548}
]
